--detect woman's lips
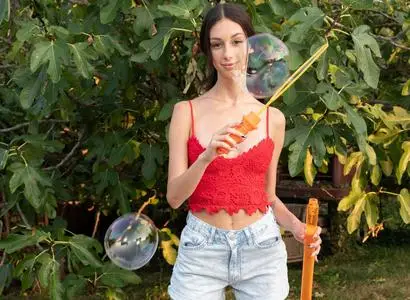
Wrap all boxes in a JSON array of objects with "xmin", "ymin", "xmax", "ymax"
[{"xmin": 221, "ymin": 63, "xmax": 235, "ymax": 70}]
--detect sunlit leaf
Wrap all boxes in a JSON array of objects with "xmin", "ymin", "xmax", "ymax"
[
  {"xmin": 396, "ymin": 141, "xmax": 410, "ymax": 184},
  {"xmin": 370, "ymin": 164, "xmax": 382, "ymax": 186},
  {"xmin": 161, "ymin": 240, "xmax": 177, "ymax": 265},
  {"xmin": 304, "ymin": 148, "xmax": 316, "ymax": 186},
  {"xmin": 364, "ymin": 193, "xmax": 379, "ymax": 228},
  {"xmin": 347, "ymin": 192, "xmax": 366, "ymax": 233},
  {"xmin": 398, "ymin": 189, "xmax": 410, "ymax": 224}
]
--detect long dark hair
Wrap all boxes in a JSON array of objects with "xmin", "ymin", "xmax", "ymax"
[{"xmin": 199, "ymin": 3, "xmax": 255, "ymax": 91}]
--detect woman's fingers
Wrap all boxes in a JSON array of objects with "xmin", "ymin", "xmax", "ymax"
[
  {"xmin": 226, "ymin": 127, "xmax": 246, "ymax": 139},
  {"xmin": 211, "ymin": 140, "xmax": 233, "ymax": 151},
  {"xmin": 313, "ymin": 226, "xmax": 322, "ymax": 239}
]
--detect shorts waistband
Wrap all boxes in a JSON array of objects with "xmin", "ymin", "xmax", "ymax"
[{"xmin": 186, "ymin": 206, "xmax": 276, "ymax": 243}]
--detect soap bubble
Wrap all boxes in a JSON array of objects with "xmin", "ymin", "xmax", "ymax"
[
  {"xmin": 104, "ymin": 213, "xmax": 158, "ymax": 270},
  {"xmin": 246, "ymin": 33, "xmax": 290, "ymax": 99}
]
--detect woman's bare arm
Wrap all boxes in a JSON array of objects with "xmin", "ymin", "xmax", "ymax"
[
  {"xmin": 166, "ymin": 101, "xmax": 212, "ymax": 209},
  {"xmin": 265, "ymin": 108, "xmax": 302, "ymax": 232}
]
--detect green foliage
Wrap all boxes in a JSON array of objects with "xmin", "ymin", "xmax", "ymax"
[{"xmin": 0, "ymin": 0, "xmax": 409, "ymax": 297}]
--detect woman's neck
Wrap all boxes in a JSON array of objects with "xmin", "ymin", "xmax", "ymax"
[{"xmin": 210, "ymin": 75, "xmax": 248, "ymax": 105}]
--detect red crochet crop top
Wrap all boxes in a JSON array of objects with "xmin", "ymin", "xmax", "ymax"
[{"xmin": 187, "ymin": 100, "xmax": 275, "ymax": 215}]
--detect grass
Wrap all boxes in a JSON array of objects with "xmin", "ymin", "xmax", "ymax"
[{"xmin": 127, "ymin": 240, "xmax": 410, "ymax": 300}]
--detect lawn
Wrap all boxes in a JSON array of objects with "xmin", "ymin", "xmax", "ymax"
[{"xmin": 126, "ymin": 235, "xmax": 410, "ymax": 300}]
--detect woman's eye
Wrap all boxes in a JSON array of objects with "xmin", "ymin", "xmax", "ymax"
[
  {"xmin": 211, "ymin": 43, "xmax": 222, "ymax": 49},
  {"xmin": 233, "ymin": 40, "xmax": 244, "ymax": 45}
]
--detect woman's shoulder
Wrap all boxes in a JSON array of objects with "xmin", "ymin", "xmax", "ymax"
[{"xmin": 267, "ymin": 106, "xmax": 285, "ymax": 125}]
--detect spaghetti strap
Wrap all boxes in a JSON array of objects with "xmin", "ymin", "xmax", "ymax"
[
  {"xmin": 266, "ymin": 108, "xmax": 269, "ymax": 138},
  {"xmin": 188, "ymin": 100, "xmax": 195, "ymax": 137}
]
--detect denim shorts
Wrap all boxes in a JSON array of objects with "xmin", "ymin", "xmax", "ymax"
[{"xmin": 168, "ymin": 207, "xmax": 289, "ymax": 300}]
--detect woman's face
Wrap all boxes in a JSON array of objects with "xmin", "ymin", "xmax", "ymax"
[{"xmin": 209, "ymin": 18, "xmax": 248, "ymax": 81}]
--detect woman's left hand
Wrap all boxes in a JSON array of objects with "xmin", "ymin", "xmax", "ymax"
[{"xmin": 291, "ymin": 221, "xmax": 322, "ymax": 262}]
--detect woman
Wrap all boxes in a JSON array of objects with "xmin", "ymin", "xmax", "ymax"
[{"xmin": 166, "ymin": 3, "xmax": 321, "ymax": 300}]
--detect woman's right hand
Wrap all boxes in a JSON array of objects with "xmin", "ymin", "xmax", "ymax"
[{"xmin": 198, "ymin": 123, "xmax": 245, "ymax": 163}]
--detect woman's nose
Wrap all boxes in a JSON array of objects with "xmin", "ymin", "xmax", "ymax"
[{"xmin": 223, "ymin": 44, "xmax": 234, "ymax": 59}]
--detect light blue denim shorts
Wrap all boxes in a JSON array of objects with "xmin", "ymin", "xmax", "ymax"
[{"xmin": 168, "ymin": 207, "xmax": 289, "ymax": 300}]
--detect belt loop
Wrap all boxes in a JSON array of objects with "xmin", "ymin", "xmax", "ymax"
[
  {"xmin": 244, "ymin": 228, "xmax": 253, "ymax": 245},
  {"xmin": 208, "ymin": 227, "xmax": 216, "ymax": 243}
]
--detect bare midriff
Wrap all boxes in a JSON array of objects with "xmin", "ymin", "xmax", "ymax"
[{"xmin": 192, "ymin": 209, "xmax": 266, "ymax": 230}]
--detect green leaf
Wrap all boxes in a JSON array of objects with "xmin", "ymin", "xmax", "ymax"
[
  {"xmin": 351, "ymin": 25, "xmax": 381, "ymax": 89},
  {"xmin": 364, "ymin": 193, "xmax": 379, "ymax": 228},
  {"xmin": 21, "ymin": 269, "xmax": 35, "ymax": 291},
  {"xmin": 99, "ymin": 263, "xmax": 141, "ymax": 288},
  {"xmin": 62, "ymin": 274, "xmax": 87, "ymax": 299},
  {"xmin": 130, "ymin": 53, "xmax": 149, "ymax": 63},
  {"xmin": 343, "ymin": 102, "xmax": 367, "ymax": 151},
  {"xmin": 370, "ymin": 164, "xmax": 382, "ymax": 186},
  {"xmin": 338, "ymin": 190, "xmax": 364, "ymax": 211},
  {"xmin": 112, "ymin": 180, "xmax": 132, "ymax": 214},
  {"xmin": 140, "ymin": 19, "xmax": 174, "ymax": 60},
  {"xmin": 13, "ymin": 254, "xmax": 36, "ymax": 277},
  {"xmin": 140, "ymin": 143, "xmax": 164, "ymax": 180},
  {"xmin": 68, "ymin": 43, "xmax": 96, "ymax": 78},
  {"xmin": 365, "ymin": 143, "xmax": 377, "ymax": 165},
  {"xmin": 158, "ymin": 0, "xmax": 195, "ymax": 19},
  {"xmin": 8, "ymin": 163, "xmax": 51, "ymax": 210},
  {"xmin": 30, "ymin": 40, "xmax": 69, "ymax": 83},
  {"xmin": 38, "ymin": 254, "xmax": 53, "ymax": 288},
  {"xmin": 16, "ymin": 22, "xmax": 40, "ymax": 42},
  {"xmin": 380, "ymin": 157, "xmax": 393, "ymax": 176},
  {"xmin": 347, "ymin": 193, "xmax": 366, "ymax": 233},
  {"xmin": 316, "ymin": 82, "xmax": 343, "ymax": 110},
  {"xmin": 285, "ymin": 42, "xmax": 304, "ymax": 71},
  {"xmin": 401, "ymin": 79, "xmax": 410, "ymax": 96},
  {"xmin": 398, "ymin": 189, "xmax": 410, "ymax": 224},
  {"xmin": 396, "ymin": 141, "xmax": 410, "ymax": 184},
  {"xmin": 286, "ymin": 122, "xmax": 331, "ymax": 177},
  {"xmin": 69, "ymin": 236, "xmax": 103, "ymax": 268},
  {"xmin": 49, "ymin": 260, "xmax": 63, "ymax": 300},
  {"xmin": 316, "ymin": 50, "xmax": 328, "ymax": 81},
  {"xmin": 0, "ymin": 148, "xmax": 8, "ymax": 170},
  {"xmin": 19, "ymin": 68, "xmax": 47, "ymax": 109},
  {"xmin": 71, "ymin": 234, "xmax": 103, "ymax": 254},
  {"xmin": 100, "ymin": 0, "xmax": 120, "ymax": 24},
  {"xmin": 0, "ymin": 0, "xmax": 10, "ymax": 24},
  {"xmin": 288, "ymin": 7, "xmax": 325, "ymax": 43},
  {"xmin": 342, "ymin": 0, "xmax": 373, "ymax": 9},
  {"xmin": 268, "ymin": 0, "xmax": 297, "ymax": 17},
  {"xmin": 0, "ymin": 231, "xmax": 49, "ymax": 253},
  {"xmin": 92, "ymin": 35, "xmax": 114, "ymax": 58},
  {"xmin": 0, "ymin": 264, "xmax": 12, "ymax": 294},
  {"xmin": 133, "ymin": 7, "xmax": 153, "ymax": 35},
  {"xmin": 105, "ymin": 35, "xmax": 131, "ymax": 56},
  {"xmin": 49, "ymin": 26, "xmax": 70, "ymax": 40}
]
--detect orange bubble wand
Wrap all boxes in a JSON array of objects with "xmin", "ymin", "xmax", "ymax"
[
  {"xmin": 217, "ymin": 40, "xmax": 328, "ymax": 154},
  {"xmin": 301, "ymin": 198, "xmax": 319, "ymax": 300}
]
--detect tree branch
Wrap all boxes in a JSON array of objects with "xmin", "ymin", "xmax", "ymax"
[
  {"xmin": 0, "ymin": 119, "xmax": 68, "ymax": 133},
  {"xmin": 43, "ymin": 129, "xmax": 85, "ymax": 171},
  {"xmin": 371, "ymin": 33, "xmax": 410, "ymax": 51}
]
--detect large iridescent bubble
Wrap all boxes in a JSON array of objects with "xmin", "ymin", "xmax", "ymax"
[
  {"xmin": 104, "ymin": 213, "xmax": 158, "ymax": 270},
  {"xmin": 246, "ymin": 33, "xmax": 290, "ymax": 99}
]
